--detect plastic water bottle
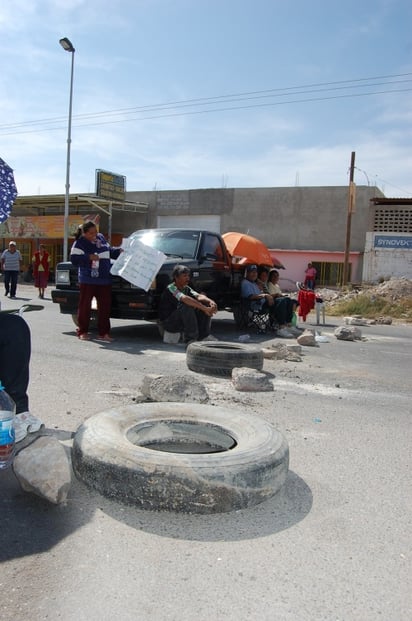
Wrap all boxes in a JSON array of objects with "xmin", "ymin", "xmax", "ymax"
[
  {"xmin": 91, "ymin": 256, "xmax": 100, "ymax": 278},
  {"xmin": 0, "ymin": 381, "xmax": 16, "ymax": 470}
]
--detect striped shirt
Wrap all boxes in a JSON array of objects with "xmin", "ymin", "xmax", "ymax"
[
  {"xmin": 70, "ymin": 233, "xmax": 121, "ymax": 285},
  {"xmin": 158, "ymin": 283, "xmax": 200, "ymax": 321},
  {"xmin": 1, "ymin": 249, "xmax": 22, "ymax": 271}
]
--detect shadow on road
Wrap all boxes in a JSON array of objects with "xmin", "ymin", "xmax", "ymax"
[
  {"xmin": 1, "ymin": 458, "xmax": 312, "ymax": 560},
  {"xmin": 97, "ymin": 469, "xmax": 313, "ymax": 542}
]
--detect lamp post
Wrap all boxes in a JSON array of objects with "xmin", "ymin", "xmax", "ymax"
[{"xmin": 59, "ymin": 37, "xmax": 75, "ymax": 262}]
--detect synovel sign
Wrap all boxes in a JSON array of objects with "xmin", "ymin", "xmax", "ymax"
[{"xmin": 374, "ymin": 235, "xmax": 412, "ymax": 249}]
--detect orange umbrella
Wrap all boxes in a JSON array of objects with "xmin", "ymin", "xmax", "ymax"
[{"xmin": 222, "ymin": 232, "xmax": 285, "ymax": 268}]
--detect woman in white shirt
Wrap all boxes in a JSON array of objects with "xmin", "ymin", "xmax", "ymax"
[{"xmin": 267, "ymin": 269, "xmax": 299, "ymax": 328}]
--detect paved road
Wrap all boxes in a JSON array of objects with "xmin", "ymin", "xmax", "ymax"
[{"xmin": 1, "ymin": 284, "xmax": 411, "ymax": 621}]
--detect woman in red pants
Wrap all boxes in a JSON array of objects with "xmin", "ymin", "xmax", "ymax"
[{"xmin": 70, "ymin": 221, "xmax": 122, "ymax": 342}]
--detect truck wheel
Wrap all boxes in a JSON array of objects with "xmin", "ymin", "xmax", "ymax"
[
  {"xmin": 71, "ymin": 312, "xmax": 98, "ymax": 329},
  {"xmin": 186, "ymin": 341, "xmax": 263, "ymax": 376},
  {"xmin": 72, "ymin": 403, "xmax": 289, "ymax": 514}
]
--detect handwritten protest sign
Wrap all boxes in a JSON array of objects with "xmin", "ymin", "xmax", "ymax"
[{"xmin": 110, "ymin": 237, "xmax": 166, "ymax": 290}]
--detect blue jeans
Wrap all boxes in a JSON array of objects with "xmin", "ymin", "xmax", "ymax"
[{"xmin": 4, "ymin": 271, "xmax": 19, "ymax": 297}]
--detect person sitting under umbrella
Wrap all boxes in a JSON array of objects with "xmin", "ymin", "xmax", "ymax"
[
  {"xmin": 256, "ymin": 266, "xmax": 300, "ymax": 336},
  {"xmin": 241, "ymin": 265, "xmax": 294, "ymax": 338},
  {"xmin": 267, "ymin": 268, "xmax": 300, "ymax": 334}
]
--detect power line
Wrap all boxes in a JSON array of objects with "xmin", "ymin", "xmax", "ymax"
[
  {"xmin": 0, "ymin": 72, "xmax": 411, "ymax": 135},
  {"xmin": 353, "ymin": 166, "xmax": 412, "ymax": 197},
  {"xmin": 0, "ymin": 86, "xmax": 411, "ymax": 137},
  {"xmin": 371, "ymin": 176, "xmax": 412, "ymax": 197}
]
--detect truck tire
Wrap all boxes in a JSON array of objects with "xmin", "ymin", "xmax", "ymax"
[
  {"xmin": 72, "ymin": 403, "xmax": 289, "ymax": 514},
  {"xmin": 186, "ymin": 341, "xmax": 264, "ymax": 376},
  {"xmin": 71, "ymin": 311, "xmax": 98, "ymax": 329}
]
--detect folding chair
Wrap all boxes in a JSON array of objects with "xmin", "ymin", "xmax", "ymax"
[{"xmin": 233, "ymin": 298, "xmax": 271, "ymax": 334}]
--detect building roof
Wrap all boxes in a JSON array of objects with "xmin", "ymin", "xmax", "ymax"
[
  {"xmin": 370, "ymin": 197, "xmax": 412, "ymax": 206},
  {"xmin": 14, "ymin": 193, "xmax": 148, "ymax": 215}
]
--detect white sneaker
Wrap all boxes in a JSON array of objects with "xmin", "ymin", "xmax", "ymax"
[
  {"xmin": 288, "ymin": 326, "xmax": 303, "ymax": 336},
  {"xmin": 13, "ymin": 412, "xmax": 44, "ymax": 443},
  {"xmin": 277, "ymin": 328, "xmax": 294, "ymax": 338}
]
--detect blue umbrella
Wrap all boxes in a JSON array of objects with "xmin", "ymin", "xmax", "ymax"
[{"xmin": 0, "ymin": 157, "xmax": 18, "ymax": 224}]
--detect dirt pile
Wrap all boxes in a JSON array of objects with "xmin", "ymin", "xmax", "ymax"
[
  {"xmin": 314, "ymin": 277, "xmax": 412, "ymax": 322},
  {"xmin": 316, "ymin": 277, "xmax": 412, "ymax": 306}
]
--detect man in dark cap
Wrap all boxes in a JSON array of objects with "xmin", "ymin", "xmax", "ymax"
[{"xmin": 158, "ymin": 265, "xmax": 218, "ymax": 343}]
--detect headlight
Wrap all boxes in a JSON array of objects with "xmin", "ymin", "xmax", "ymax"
[{"xmin": 56, "ymin": 270, "xmax": 71, "ymax": 284}]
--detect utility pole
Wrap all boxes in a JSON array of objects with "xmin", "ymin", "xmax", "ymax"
[{"xmin": 343, "ymin": 151, "xmax": 356, "ymax": 286}]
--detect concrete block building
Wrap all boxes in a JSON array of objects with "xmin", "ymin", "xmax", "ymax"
[{"xmin": 4, "ymin": 184, "xmax": 412, "ymax": 286}]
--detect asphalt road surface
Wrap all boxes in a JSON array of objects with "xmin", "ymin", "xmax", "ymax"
[{"xmin": 1, "ymin": 284, "xmax": 411, "ymax": 621}]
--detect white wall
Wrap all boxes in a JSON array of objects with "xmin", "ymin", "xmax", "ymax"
[
  {"xmin": 362, "ymin": 233, "xmax": 412, "ymax": 282},
  {"xmin": 157, "ymin": 215, "xmax": 221, "ymax": 232}
]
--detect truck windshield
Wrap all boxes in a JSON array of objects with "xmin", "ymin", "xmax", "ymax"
[{"xmin": 132, "ymin": 230, "xmax": 200, "ymax": 259}]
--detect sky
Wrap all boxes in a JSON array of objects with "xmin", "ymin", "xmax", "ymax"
[{"xmin": 1, "ymin": 0, "xmax": 411, "ymax": 199}]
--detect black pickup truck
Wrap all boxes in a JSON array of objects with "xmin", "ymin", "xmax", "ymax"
[{"xmin": 51, "ymin": 228, "xmax": 245, "ymax": 325}]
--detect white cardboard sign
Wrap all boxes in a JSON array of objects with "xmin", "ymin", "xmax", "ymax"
[{"xmin": 110, "ymin": 237, "xmax": 166, "ymax": 291}]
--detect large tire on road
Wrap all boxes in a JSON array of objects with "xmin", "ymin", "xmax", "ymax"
[
  {"xmin": 72, "ymin": 403, "xmax": 289, "ymax": 514},
  {"xmin": 186, "ymin": 341, "xmax": 263, "ymax": 376}
]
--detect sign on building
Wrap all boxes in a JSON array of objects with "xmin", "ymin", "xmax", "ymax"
[
  {"xmin": 95, "ymin": 169, "xmax": 126, "ymax": 202},
  {"xmin": 0, "ymin": 215, "xmax": 99, "ymax": 239},
  {"xmin": 374, "ymin": 235, "xmax": 412, "ymax": 249}
]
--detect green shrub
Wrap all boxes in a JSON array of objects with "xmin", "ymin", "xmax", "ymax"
[{"xmin": 327, "ymin": 294, "xmax": 412, "ymax": 321}]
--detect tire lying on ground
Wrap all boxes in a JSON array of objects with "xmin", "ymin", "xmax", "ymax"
[
  {"xmin": 72, "ymin": 402, "xmax": 289, "ymax": 514},
  {"xmin": 186, "ymin": 341, "xmax": 264, "ymax": 376}
]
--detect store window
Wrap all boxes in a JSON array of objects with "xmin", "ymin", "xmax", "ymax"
[
  {"xmin": 17, "ymin": 242, "xmax": 32, "ymax": 271},
  {"xmin": 316, "ymin": 262, "xmax": 351, "ymax": 287}
]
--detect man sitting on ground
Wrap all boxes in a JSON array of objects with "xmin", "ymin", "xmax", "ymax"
[{"xmin": 159, "ymin": 265, "xmax": 218, "ymax": 344}]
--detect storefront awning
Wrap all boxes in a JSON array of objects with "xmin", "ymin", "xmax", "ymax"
[{"xmin": 13, "ymin": 193, "xmax": 149, "ymax": 215}]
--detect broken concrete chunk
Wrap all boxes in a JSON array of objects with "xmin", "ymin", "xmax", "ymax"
[
  {"xmin": 13, "ymin": 436, "xmax": 71, "ymax": 504},
  {"xmin": 163, "ymin": 330, "xmax": 181, "ymax": 344},
  {"xmin": 297, "ymin": 330, "xmax": 318, "ymax": 347},
  {"xmin": 286, "ymin": 343, "xmax": 302, "ymax": 354},
  {"xmin": 262, "ymin": 347, "xmax": 281, "ymax": 360},
  {"xmin": 141, "ymin": 374, "xmax": 163, "ymax": 398},
  {"xmin": 376, "ymin": 316, "xmax": 392, "ymax": 324},
  {"xmin": 334, "ymin": 326, "xmax": 362, "ymax": 341},
  {"xmin": 262, "ymin": 343, "xmax": 302, "ymax": 361},
  {"xmin": 141, "ymin": 374, "xmax": 209, "ymax": 403},
  {"xmin": 344, "ymin": 316, "xmax": 368, "ymax": 326},
  {"xmin": 232, "ymin": 367, "xmax": 274, "ymax": 392}
]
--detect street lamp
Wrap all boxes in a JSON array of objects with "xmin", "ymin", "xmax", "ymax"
[{"xmin": 59, "ymin": 37, "xmax": 75, "ymax": 262}]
